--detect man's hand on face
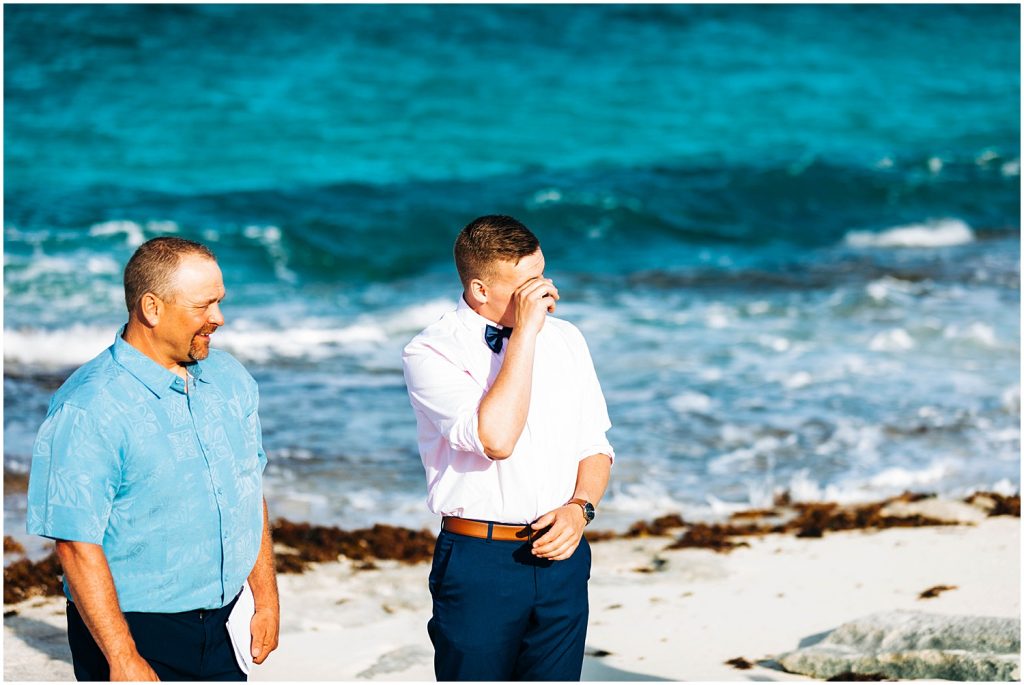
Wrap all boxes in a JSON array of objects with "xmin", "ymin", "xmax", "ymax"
[
  {"xmin": 250, "ymin": 605, "xmax": 280, "ymax": 665},
  {"xmin": 512, "ymin": 277, "xmax": 559, "ymax": 337},
  {"xmin": 530, "ymin": 503, "xmax": 587, "ymax": 561},
  {"xmin": 109, "ymin": 653, "xmax": 159, "ymax": 681}
]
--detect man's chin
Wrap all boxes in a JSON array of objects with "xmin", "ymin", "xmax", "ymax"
[{"xmin": 189, "ymin": 342, "xmax": 211, "ymax": 361}]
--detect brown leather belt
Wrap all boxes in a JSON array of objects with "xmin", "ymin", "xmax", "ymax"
[{"xmin": 442, "ymin": 517, "xmax": 535, "ymax": 542}]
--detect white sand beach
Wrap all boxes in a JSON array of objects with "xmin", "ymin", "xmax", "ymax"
[{"xmin": 4, "ymin": 509, "xmax": 1018, "ymax": 682}]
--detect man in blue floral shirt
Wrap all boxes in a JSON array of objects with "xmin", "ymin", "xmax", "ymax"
[{"xmin": 27, "ymin": 237, "xmax": 279, "ymax": 681}]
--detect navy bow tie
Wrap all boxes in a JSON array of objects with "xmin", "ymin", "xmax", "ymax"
[{"xmin": 484, "ymin": 324, "xmax": 513, "ymax": 354}]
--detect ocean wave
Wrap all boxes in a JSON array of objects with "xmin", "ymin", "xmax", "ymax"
[
  {"xmin": 89, "ymin": 220, "xmax": 180, "ymax": 247},
  {"xmin": 3, "ymin": 298, "xmax": 458, "ymax": 369},
  {"xmin": 843, "ymin": 218, "xmax": 974, "ymax": 248},
  {"xmin": 217, "ymin": 298, "xmax": 454, "ymax": 363},
  {"xmin": 600, "ymin": 460, "xmax": 1019, "ymax": 526},
  {"xmin": 868, "ymin": 328, "xmax": 916, "ymax": 351},
  {"xmin": 4, "ymin": 324, "xmax": 114, "ymax": 368}
]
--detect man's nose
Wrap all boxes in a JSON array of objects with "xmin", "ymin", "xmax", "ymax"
[{"xmin": 208, "ymin": 302, "xmax": 225, "ymax": 326}]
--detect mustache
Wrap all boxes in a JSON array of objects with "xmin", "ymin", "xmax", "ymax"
[{"xmin": 196, "ymin": 326, "xmax": 218, "ymax": 337}]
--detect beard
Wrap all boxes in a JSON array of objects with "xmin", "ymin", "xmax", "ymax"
[{"xmin": 188, "ymin": 326, "xmax": 217, "ymax": 361}]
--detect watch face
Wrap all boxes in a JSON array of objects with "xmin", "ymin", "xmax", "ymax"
[{"xmin": 583, "ymin": 502, "xmax": 596, "ymax": 521}]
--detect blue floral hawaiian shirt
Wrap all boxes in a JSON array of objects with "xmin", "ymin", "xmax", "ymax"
[{"xmin": 27, "ymin": 328, "xmax": 267, "ymax": 612}]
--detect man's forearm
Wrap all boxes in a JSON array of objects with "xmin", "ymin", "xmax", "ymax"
[
  {"xmin": 572, "ymin": 453, "xmax": 612, "ymax": 506},
  {"xmin": 246, "ymin": 498, "xmax": 280, "ymax": 665},
  {"xmin": 477, "ymin": 329, "xmax": 537, "ymax": 459},
  {"xmin": 247, "ymin": 498, "xmax": 278, "ymax": 611},
  {"xmin": 56, "ymin": 541, "xmax": 142, "ymax": 668}
]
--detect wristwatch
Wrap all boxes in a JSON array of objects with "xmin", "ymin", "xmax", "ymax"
[{"xmin": 567, "ymin": 498, "xmax": 595, "ymax": 525}]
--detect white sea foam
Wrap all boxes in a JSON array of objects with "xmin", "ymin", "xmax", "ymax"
[
  {"xmin": 1001, "ymin": 159, "xmax": 1020, "ymax": 177},
  {"xmin": 699, "ymin": 367, "xmax": 723, "ymax": 382},
  {"xmin": 4, "ymin": 254, "xmax": 79, "ymax": 282},
  {"xmin": 975, "ymin": 150, "xmax": 1000, "ymax": 165},
  {"xmin": 783, "ymin": 371, "xmax": 813, "ymax": 389},
  {"xmin": 865, "ymin": 276, "xmax": 927, "ymax": 303},
  {"xmin": 866, "ymin": 461, "xmax": 951, "ymax": 489},
  {"xmin": 745, "ymin": 301, "xmax": 772, "ymax": 316},
  {"xmin": 86, "ymin": 256, "xmax": 121, "ymax": 275},
  {"xmin": 774, "ymin": 461, "xmax": 958, "ymax": 506},
  {"xmin": 844, "ymin": 218, "xmax": 974, "ymax": 249},
  {"xmin": 668, "ymin": 391, "xmax": 713, "ymax": 414},
  {"xmin": 374, "ymin": 298, "xmax": 458, "ymax": 336},
  {"xmin": 529, "ymin": 188, "xmax": 563, "ymax": 205},
  {"xmin": 215, "ymin": 324, "xmax": 388, "ymax": 362},
  {"xmin": 757, "ymin": 334, "xmax": 791, "ymax": 352},
  {"xmin": 702, "ymin": 303, "xmax": 733, "ymax": 329},
  {"xmin": 869, "ymin": 328, "xmax": 915, "ymax": 351},
  {"xmin": 4, "ymin": 324, "xmax": 113, "ymax": 368},
  {"xmin": 3, "ymin": 299, "xmax": 457, "ymax": 368},
  {"xmin": 811, "ymin": 420, "xmax": 883, "ymax": 460},
  {"xmin": 599, "ymin": 480, "xmax": 686, "ymax": 519},
  {"xmin": 942, "ymin": 322, "xmax": 999, "ymax": 347},
  {"xmin": 242, "ymin": 225, "xmax": 296, "ymax": 284},
  {"xmin": 707, "ymin": 435, "xmax": 792, "ymax": 475},
  {"xmin": 988, "ymin": 478, "xmax": 1019, "ymax": 496},
  {"xmin": 86, "ymin": 219, "xmax": 180, "ymax": 247}
]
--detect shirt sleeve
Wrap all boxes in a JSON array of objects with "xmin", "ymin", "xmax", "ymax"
[
  {"xmin": 573, "ymin": 330, "xmax": 615, "ymax": 463},
  {"xmin": 26, "ymin": 402, "xmax": 123, "ymax": 545},
  {"xmin": 403, "ymin": 343, "xmax": 489, "ymax": 459},
  {"xmin": 246, "ymin": 374, "xmax": 268, "ymax": 474}
]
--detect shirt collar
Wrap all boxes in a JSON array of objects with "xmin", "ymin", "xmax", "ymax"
[{"xmin": 111, "ymin": 326, "xmax": 210, "ymax": 398}]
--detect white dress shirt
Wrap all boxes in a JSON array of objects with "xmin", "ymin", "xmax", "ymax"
[{"xmin": 402, "ymin": 296, "xmax": 614, "ymax": 525}]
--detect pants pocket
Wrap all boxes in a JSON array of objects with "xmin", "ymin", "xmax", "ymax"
[{"xmin": 428, "ymin": 530, "xmax": 457, "ymax": 597}]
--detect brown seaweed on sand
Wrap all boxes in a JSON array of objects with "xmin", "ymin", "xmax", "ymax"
[
  {"xmin": 963, "ymin": 492, "xmax": 1020, "ymax": 517},
  {"xmin": 3, "ymin": 471, "xmax": 29, "ymax": 495},
  {"xmin": 666, "ymin": 524, "xmax": 752, "ymax": 553},
  {"xmin": 272, "ymin": 520, "xmax": 436, "ymax": 573},
  {"xmin": 611, "ymin": 490, "xmax": 971, "ymax": 554},
  {"xmin": 624, "ymin": 514, "xmax": 687, "ymax": 538},
  {"xmin": 725, "ymin": 657, "xmax": 753, "ymax": 670},
  {"xmin": 4, "ymin": 536, "xmax": 26, "ymax": 555},
  {"xmin": 4, "ymin": 552, "xmax": 63, "ymax": 605},
  {"xmin": 784, "ymin": 496, "xmax": 955, "ymax": 539},
  {"xmin": 918, "ymin": 584, "xmax": 957, "ymax": 599},
  {"xmin": 826, "ymin": 672, "xmax": 889, "ymax": 681}
]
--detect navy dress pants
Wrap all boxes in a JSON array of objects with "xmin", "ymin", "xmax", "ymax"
[
  {"xmin": 66, "ymin": 594, "xmax": 245, "ymax": 682},
  {"xmin": 428, "ymin": 527, "xmax": 591, "ymax": 681}
]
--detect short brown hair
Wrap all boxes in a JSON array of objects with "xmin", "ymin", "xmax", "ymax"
[
  {"xmin": 454, "ymin": 215, "xmax": 540, "ymax": 286},
  {"xmin": 123, "ymin": 236, "xmax": 216, "ymax": 313}
]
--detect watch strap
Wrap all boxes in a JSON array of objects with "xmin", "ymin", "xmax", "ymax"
[{"xmin": 566, "ymin": 498, "xmax": 594, "ymax": 524}]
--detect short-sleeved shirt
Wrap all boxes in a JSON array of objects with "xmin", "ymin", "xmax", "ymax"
[
  {"xmin": 26, "ymin": 328, "xmax": 267, "ymax": 613},
  {"xmin": 402, "ymin": 296, "xmax": 614, "ymax": 525}
]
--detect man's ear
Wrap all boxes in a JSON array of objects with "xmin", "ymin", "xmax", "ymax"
[
  {"xmin": 469, "ymin": 278, "xmax": 488, "ymax": 304},
  {"xmin": 138, "ymin": 292, "xmax": 163, "ymax": 327}
]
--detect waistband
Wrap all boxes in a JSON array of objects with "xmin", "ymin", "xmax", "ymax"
[{"xmin": 442, "ymin": 517, "xmax": 540, "ymax": 542}]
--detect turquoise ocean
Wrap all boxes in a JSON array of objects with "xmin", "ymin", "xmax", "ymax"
[{"xmin": 4, "ymin": 5, "xmax": 1020, "ymax": 536}]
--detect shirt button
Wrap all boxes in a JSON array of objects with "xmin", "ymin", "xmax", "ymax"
[{"xmin": 216, "ymin": 487, "xmax": 224, "ymax": 495}]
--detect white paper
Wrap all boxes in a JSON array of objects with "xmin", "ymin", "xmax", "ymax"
[{"xmin": 226, "ymin": 581, "xmax": 256, "ymax": 675}]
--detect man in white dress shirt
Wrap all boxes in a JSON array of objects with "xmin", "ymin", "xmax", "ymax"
[{"xmin": 402, "ymin": 215, "xmax": 614, "ymax": 681}]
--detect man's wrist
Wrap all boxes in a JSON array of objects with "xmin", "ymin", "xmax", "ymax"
[
  {"xmin": 566, "ymin": 498, "xmax": 595, "ymax": 525},
  {"xmin": 509, "ymin": 328, "xmax": 538, "ymax": 346},
  {"xmin": 108, "ymin": 649, "xmax": 145, "ymax": 671}
]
